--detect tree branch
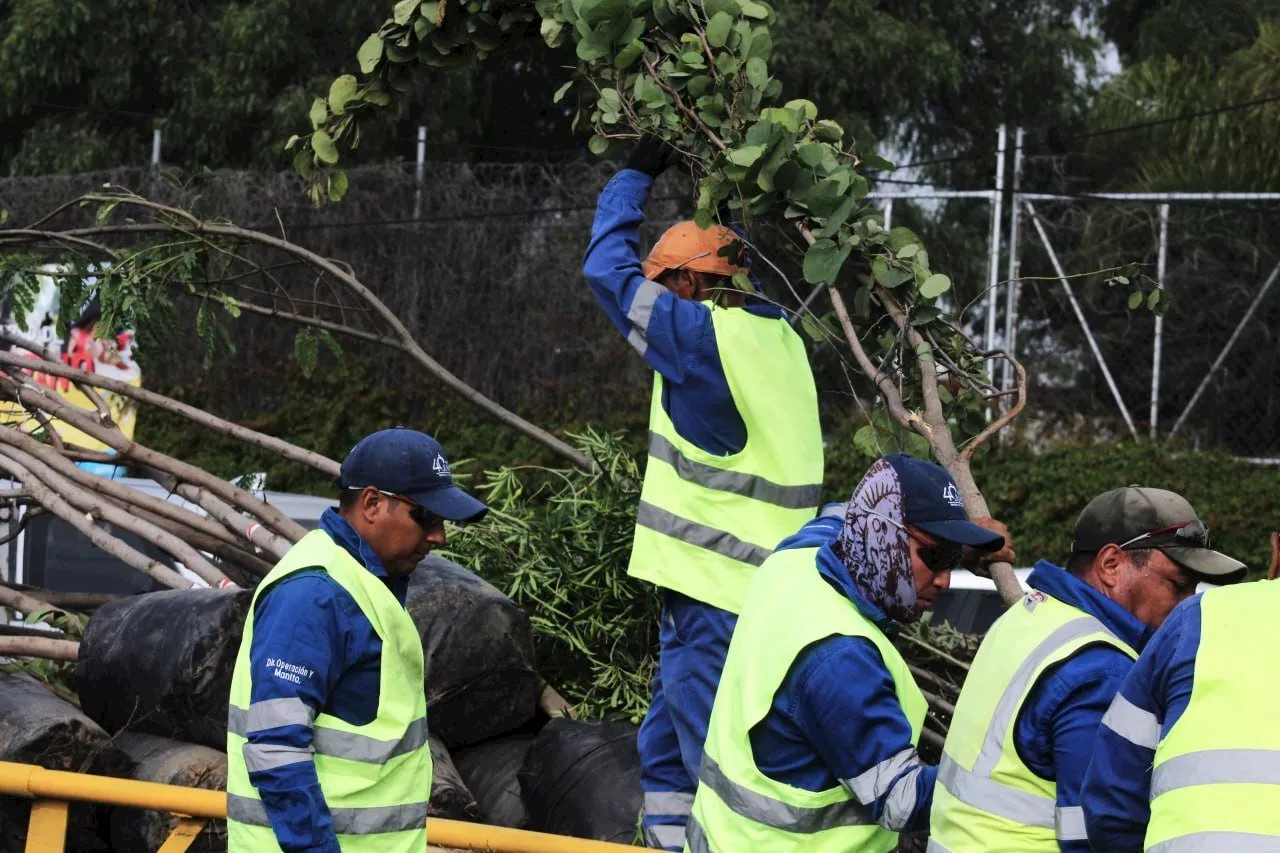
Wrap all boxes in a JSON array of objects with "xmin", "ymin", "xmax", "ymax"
[{"xmin": 0, "ymin": 636, "xmax": 79, "ymax": 662}]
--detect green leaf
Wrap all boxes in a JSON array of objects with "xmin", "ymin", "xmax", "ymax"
[
  {"xmin": 745, "ymin": 57, "xmax": 768, "ymax": 88},
  {"xmin": 1148, "ymin": 289, "xmax": 1162, "ymax": 309},
  {"xmin": 886, "ymin": 226, "xmax": 920, "ymax": 251},
  {"xmin": 814, "ymin": 195, "xmax": 857, "ymax": 239},
  {"xmin": 615, "ymin": 40, "xmax": 644, "ymax": 68},
  {"xmin": 284, "ymin": 134, "xmax": 301, "ymax": 151},
  {"xmin": 312, "ymin": 129, "xmax": 339, "ymax": 165},
  {"xmin": 328, "ymin": 170, "xmax": 349, "ymax": 201},
  {"xmin": 588, "ymin": 134, "xmax": 609, "ymax": 155},
  {"xmin": 706, "ymin": 11, "xmax": 733, "ymax": 48},
  {"xmin": 738, "ymin": 0, "xmax": 769, "ymax": 19},
  {"xmin": 693, "ymin": 207, "xmax": 715, "ymax": 229},
  {"xmin": 394, "ymin": 0, "xmax": 420, "ymax": 23},
  {"xmin": 328, "ymin": 75, "xmax": 358, "ymax": 116},
  {"xmin": 853, "ymin": 424, "xmax": 881, "ymax": 459},
  {"xmin": 308, "ymin": 98, "xmax": 328, "ymax": 130},
  {"xmin": 1128, "ymin": 291, "xmax": 1144, "ymax": 310},
  {"xmin": 357, "ymin": 34, "xmax": 386, "ymax": 74},
  {"xmin": 796, "ymin": 143, "xmax": 827, "ymax": 167},
  {"xmin": 293, "ymin": 329, "xmax": 320, "ymax": 378},
  {"xmin": 784, "ymin": 98, "xmax": 818, "ymax": 120},
  {"xmin": 915, "ymin": 340, "xmax": 934, "ymax": 363},
  {"xmin": 293, "ymin": 148, "xmax": 315, "ymax": 180},
  {"xmin": 800, "ymin": 314, "xmax": 827, "ymax": 343},
  {"xmin": 553, "ymin": 81, "xmax": 573, "ymax": 103},
  {"xmin": 803, "ymin": 238, "xmax": 852, "ymax": 285},
  {"xmin": 897, "ymin": 243, "xmax": 920, "ymax": 259},
  {"xmin": 813, "ymin": 119, "xmax": 844, "ymax": 143},
  {"xmin": 872, "ymin": 257, "xmax": 913, "ymax": 289},
  {"xmin": 919, "ymin": 273, "xmax": 952, "ymax": 299},
  {"xmin": 726, "ymin": 144, "xmax": 765, "ymax": 166}
]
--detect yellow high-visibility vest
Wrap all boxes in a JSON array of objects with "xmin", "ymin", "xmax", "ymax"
[
  {"xmin": 686, "ymin": 546, "xmax": 925, "ymax": 852},
  {"xmin": 628, "ymin": 298, "xmax": 823, "ymax": 614},
  {"xmin": 929, "ymin": 589, "xmax": 1135, "ymax": 852},
  {"xmin": 226, "ymin": 530, "xmax": 431, "ymax": 853}
]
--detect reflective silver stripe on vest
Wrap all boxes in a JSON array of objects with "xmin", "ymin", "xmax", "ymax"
[
  {"xmin": 229, "ymin": 698, "xmax": 317, "ymax": 734},
  {"xmin": 312, "ymin": 716, "xmax": 428, "ymax": 764},
  {"xmin": 1056, "ymin": 805, "xmax": 1087, "ymax": 841},
  {"xmin": 243, "ymin": 742, "xmax": 313, "ymax": 773},
  {"xmin": 926, "ymin": 840, "xmax": 952, "ymax": 853},
  {"xmin": 698, "ymin": 753, "xmax": 871, "ymax": 834},
  {"xmin": 628, "ymin": 280, "xmax": 665, "ymax": 333},
  {"xmin": 1101, "ymin": 694, "xmax": 1161, "ymax": 750},
  {"xmin": 229, "ymin": 705, "xmax": 426, "ymax": 766},
  {"xmin": 227, "ymin": 793, "xmax": 428, "ymax": 835},
  {"xmin": 843, "ymin": 747, "xmax": 920, "ymax": 806},
  {"xmin": 642, "ymin": 822, "xmax": 687, "ymax": 851},
  {"xmin": 1151, "ymin": 749, "xmax": 1280, "ymax": 798},
  {"xmin": 1147, "ymin": 832, "xmax": 1280, "ymax": 852},
  {"xmin": 648, "ymin": 433, "xmax": 821, "ymax": 510},
  {"xmin": 938, "ymin": 755, "xmax": 1055, "ymax": 829},
  {"xmin": 636, "ymin": 502, "xmax": 771, "ymax": 567},
  {"xmin": 939, "ymin": 616, "xmax": 1116, "ymax": 834},
  {"xmin": 883, "ymin": 765, "xmax": 924, "ymax": 831},
  {"xmin": 644, "ymin": 791, "xmax": 694, "ymax": 817},
  {"xmin": 685, "ymin": 812, "xmax": 711, "ymax": 853},
  {"xmin": 973, "ymin": 616, "xmax": 1116, "ymax": 775}
]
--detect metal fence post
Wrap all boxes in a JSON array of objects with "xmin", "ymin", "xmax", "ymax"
[
  {"xmin": 1150, "ymin": 203, "xmax": 1169, "ymax": 438},
  {"xmin": 1000, "ymin": 127, "xmax": 1025, "ymax": 392},
  {"xmin": 984, "ymin": 125, "xmax": 1007, "ymax": 360}
]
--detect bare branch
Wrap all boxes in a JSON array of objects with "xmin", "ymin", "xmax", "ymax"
[{"xmin": 0, "ymin": 636, "xmax": 79, "ymax": 662}]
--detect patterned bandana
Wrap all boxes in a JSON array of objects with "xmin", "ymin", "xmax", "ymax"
[{"xmin": 832, "ymin": 458, "xmax": 917, "ymax": 623}]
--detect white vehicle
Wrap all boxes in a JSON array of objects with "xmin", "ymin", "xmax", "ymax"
[{"xmin": 0, "ymin": 477, "xmax": 331, "ymax": 596}]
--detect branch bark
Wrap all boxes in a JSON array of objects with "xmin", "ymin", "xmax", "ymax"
[
  {"xmin": 0, "ymin": 451, "xmax": 194, "ymax": 590},
  {"xmin": 0, "ymin": 585, "xmax": 82, "ymax": 632},
  {"xmin": 0, "ymin": 349, "xmax": 340, "ymax": 477},
  {"xmin": 0, "ymin": 636, "xmax": 79, "ymax": 662},
  {"xmin": 140, "ymin": 467, "xmax": 294, "ymax": 560}
]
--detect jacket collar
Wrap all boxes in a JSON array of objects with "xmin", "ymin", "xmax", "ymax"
[
  {"xmin": 319, "ymin": 508, "xmax": 408, "ymax": 604},
  {"xmin": 1028, "ymin": 560, "xmax": 1152, "ymax": 651}
]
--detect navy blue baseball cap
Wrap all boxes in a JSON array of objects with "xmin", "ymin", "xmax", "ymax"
[
  {"xmin": 884, "ymin": 453, "xmax": 1003, "ymax": 550},
  {"xmin": 338, "ymin": 428, "xmax": 488, "ymax": 523}
]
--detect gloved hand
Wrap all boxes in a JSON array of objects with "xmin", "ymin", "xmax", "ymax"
[{"xmin": 625, "ymin": 134, "xmax": 679, "ymax": 178}]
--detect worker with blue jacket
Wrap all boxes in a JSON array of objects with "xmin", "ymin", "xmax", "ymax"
[
  {"xmin": 583, "ymin": 136, "xmax": 825, "ymax": 850},
  {"xmin": 1080, "ymin": 521, "xmax": 1252, "ymax": 851},
  {"xmin": 931, "ymin": 486, "xmax": 1243, "ymax": 853},
  {"xmin": 226, "ymin": 428, "xmax": 489, "ymax": 853},
  {"xmin": 686, "ymin": 454, "xmax": 1011, "ymax": 852}
]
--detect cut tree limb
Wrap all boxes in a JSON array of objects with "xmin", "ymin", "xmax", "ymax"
[
  {"xmin": 0, "ymin": 348, "xmax": 340, "ymax": 477},
  {"xmin": 0, "ymin": 585, "xmax": 82, "ymax": 632},
  {"xmin": 0, "ymin": 450, "xmax": 195, "ymax": 590},
  {"xmin": 0, "ymin": 636, "xmax": 80, "ymax": 662},
  {"xmin": 141, "ymin": 467, "xmax": 294, "ymax": 560}
]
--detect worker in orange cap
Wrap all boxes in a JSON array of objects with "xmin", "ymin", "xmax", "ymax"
[{"xmin": 583, "ymin": 136, "xmax": 824, "ymax": 851}]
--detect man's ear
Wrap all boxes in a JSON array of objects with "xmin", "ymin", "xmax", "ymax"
[{"xmin": 1095, "ymin": 544, "xmax": 1125, "ymax": 591}]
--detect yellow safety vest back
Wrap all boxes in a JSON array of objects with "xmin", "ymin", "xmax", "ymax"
[
  {"xmin": 929, "ymin": 589, "xmax": 1136, "ymax": 852},
  {"xmin": 226, "ymin": 530, "xmax": 432, "ymax": 853},
  {"xmin": 628, "ymin": 303, "xmax": 823, "ymax": 614},
  {"xmin": 686, "ymin": 546, "xmax": 926, "ymax": 852},
  {"xmin": 1145, "ymin": 579, "xmax": 1280, "ymax": 851}
]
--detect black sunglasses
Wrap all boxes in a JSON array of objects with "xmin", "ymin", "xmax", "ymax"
[
  {"xmin": 867, "ymin": 510, "xmax": 965, "ymax": 573},
  {"xmin": 348, "ymin": 487, "xmax": 441, "ymax": 529}
]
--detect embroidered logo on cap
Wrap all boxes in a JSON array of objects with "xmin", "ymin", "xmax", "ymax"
[
  {"xmin": 433, "ymin": 454, "xmax": 451, "ymax": 478},
  {"xmin": 942, "ymin": 483, "xmax": 963, "ymax": 508}
]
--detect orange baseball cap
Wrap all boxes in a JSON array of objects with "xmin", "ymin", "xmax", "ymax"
[{"xmin": 642, "ymin": 221, "xmax": 746, "ymax": 282}]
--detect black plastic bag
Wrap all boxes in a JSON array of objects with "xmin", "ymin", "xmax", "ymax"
[
  {"xmin": 453, "ymin": 734, "xmax": 534, "ymax": 828},
  {"xmin": 407, "ymin": 556, "xmax": 540, "ymax": 747},
  {"xmin": 428, "ymin": 733, "xmax": 480, "ymax": 821},
  {"xmin": 518, "ymin": 718, "xmax": 642, "ymax": 843},
  {"xmin": 0, "ymin": 673, "xmax": 132, "ymax": 853},
  {"xmin": 76, "ymin": 588, "xmax": 251, "ymax": 749},
  {"xmin": 109, "ymin": 733, "xmax": 227, "ymax": 853}
]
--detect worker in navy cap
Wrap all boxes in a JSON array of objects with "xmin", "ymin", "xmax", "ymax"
[{"xmin": 226, "ymin": 428, "xmax": 487, "ymax": 853}]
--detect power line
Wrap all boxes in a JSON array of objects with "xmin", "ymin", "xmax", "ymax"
[{"xmin": 886, "ymin": 93, "xmax": 1280, "ymax": 172}]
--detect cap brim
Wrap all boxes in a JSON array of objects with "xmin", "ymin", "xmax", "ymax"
[
  {"xmin": 1159, "ymin": 546, "xmax": 1247, "ymax": 577},
  {"xmin": 407, "ymin": 485, "xmax": 489, "ymax": 524},
  {"xmin": 914, "ymin": 519, "xmax": 1005, "ymax": 551}
]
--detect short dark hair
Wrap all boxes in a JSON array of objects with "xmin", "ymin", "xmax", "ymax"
[
  {"xmin": 338, "ymin": 487, "xmax": 360, "ymax": 513},
  {"xmin": 1066, "ymin": 548, "xmax": 1153, "ymax": 576}
]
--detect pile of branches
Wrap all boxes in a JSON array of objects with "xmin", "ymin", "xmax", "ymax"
[{"xmin": 0, "ymin": 326, "xmax": 342, "ymax": 667}]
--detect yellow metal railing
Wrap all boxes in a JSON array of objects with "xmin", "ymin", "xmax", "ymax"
[{"xmin": 0, "ymin": 760, "xmax": 637, "ymax": 853}]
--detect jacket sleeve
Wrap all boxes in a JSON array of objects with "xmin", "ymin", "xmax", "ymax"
[
  {"xmin": 244, "ymin": 574, "xmax": 351, "ymax": 853},
  {"xmin": 1081, "ymin": 596, "xmax": 1202, "ymax": 852},
  {"xmin": 1015, "ymin": 646, "xmax": 1133, "ymax": 852},
  {"xmin": 794, "ymin": 636, "xmax": 936, "ymax": 832},
  {"xmin": 581, "ymin": 168, "xmax": 714, "ymax": 384}
]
